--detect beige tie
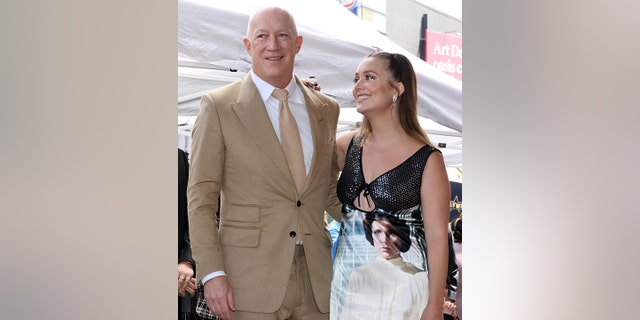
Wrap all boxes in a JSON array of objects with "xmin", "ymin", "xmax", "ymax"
[{"xmin": 272, "ymin": 88, "xmax": 306, "ymax": 193}]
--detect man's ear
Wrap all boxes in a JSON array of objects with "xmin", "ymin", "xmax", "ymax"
[
  {"xmin": 294, "ymin": 35, "xmax": 303, "ymax": 53},
  {"xmin": 243, "ymin": 37, "xmax": 251, "ymax": 54}
]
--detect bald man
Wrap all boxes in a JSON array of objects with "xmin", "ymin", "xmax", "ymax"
[{"xmin": 188, "ymin": 7, "xmax": 341, "ymax": 320}]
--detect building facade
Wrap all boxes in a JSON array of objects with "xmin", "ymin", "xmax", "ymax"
[{"xmin": 339, "ymin": 0, "xmax": 462, "ymax": 60}]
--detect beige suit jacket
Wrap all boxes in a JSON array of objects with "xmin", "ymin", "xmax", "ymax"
[{"xmin": 187, "ymin": 74, "xmax": 342, "ymax": 313}]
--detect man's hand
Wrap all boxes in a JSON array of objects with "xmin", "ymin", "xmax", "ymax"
[{"xmin": 204, "ymin": 276, "xmax": 236, "ymax": 320}]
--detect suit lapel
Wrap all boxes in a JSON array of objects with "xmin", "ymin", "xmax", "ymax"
[
  {"xmin": 297, "ymin": 77, "xmax": 329, "ymax": 194},
  {"xmin": 232, "ymin": 76, "xmax": 294, "ymax": 186}
]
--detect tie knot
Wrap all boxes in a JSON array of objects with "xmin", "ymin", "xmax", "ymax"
[{"xmin": 272, "ymin": 88, "xmax": 289, "ymax": 101}]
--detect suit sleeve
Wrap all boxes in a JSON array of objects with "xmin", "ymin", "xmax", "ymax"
[
  {"xmin": 324, "ymin": 99, "xmax": 343, "ymax": 222},
  {"xmin": 187, "ymin": 93, "xmax": 226, "ymax": 280}
]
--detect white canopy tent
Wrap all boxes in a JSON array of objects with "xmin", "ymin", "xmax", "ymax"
[{"xmin": 178, "ymin": 0, "xmax": 463, "ymax": 170}]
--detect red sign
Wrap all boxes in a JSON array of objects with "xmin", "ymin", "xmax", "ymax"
[{"xmin": 425, "ymin": 30, "xmax": 462, "ymax": 81}]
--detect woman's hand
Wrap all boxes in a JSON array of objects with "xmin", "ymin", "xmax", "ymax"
[
  {"xmin": 178, "ymin": 261, "xmax": 195, "ymax": 296},
  {"xmin": 443, "ymin": 299, "xmax": 457, "ymax": 317}
]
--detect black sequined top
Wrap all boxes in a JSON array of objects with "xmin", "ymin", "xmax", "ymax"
[{"xmin": 337, "ymin": 135, "xmax": 440, "ymax": 216}]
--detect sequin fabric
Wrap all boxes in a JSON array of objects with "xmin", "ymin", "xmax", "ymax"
[{"xmin": 337, "ymin": 135, "xmax": 438, "ymax": 214}]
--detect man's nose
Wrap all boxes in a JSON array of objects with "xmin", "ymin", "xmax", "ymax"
[{"xmin": 266, "ymin": 36, "xmax": 279, "ymax": 50}]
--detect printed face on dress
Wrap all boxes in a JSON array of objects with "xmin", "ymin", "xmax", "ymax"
[
  {"xmin": 352, "ymin": 56, "xmax": 399, "ymax": 115},
  {"xmin": 243, "ymin": 7, "xmax": 303, "ymax": 89},
  {"xmin": 371, "ymin": 219, "xmax": 403, "ymax": 260}
]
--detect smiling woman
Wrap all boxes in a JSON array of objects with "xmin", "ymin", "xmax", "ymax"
[{"xmin": 331, "ymin": 52, "xmax": 451, "ymax": 320}]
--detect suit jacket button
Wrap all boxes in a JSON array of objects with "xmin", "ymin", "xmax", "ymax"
[
  {"xmin": 296, "ymin": 200, "xmax": 302, "ymax": 207},
  {"xmin": 289, "ymin": 231, "xmax": 296, "ymax": 238}
]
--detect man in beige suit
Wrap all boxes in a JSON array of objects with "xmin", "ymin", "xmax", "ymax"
[{"xmin": 187, "ymin": 7, "xmax": 342, "ymax": 320}]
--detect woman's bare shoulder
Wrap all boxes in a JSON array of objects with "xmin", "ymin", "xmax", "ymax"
[{"xmin": 336, "ymin": 130, "xmax": 358, "ymax": 149}]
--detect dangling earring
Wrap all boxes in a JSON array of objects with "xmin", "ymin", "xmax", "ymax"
[{"xmin": 392, "ymin": 95, "xmax": 397, "ymax": 106}]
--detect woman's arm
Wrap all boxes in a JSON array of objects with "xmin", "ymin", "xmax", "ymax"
[{"xmin": 420, "ymin": 151, "xmax": 451, "ymax": 320}]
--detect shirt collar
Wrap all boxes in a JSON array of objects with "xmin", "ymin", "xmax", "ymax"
[{"xmin": 250, "ymin": 71, "xmax": 304, "ymax": 105}]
